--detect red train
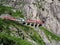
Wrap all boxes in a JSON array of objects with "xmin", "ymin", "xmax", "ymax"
[
  {"xmin": 26, "ymin": 19, "xmax": 44, "ymax": 24},
  {"xmin": 3, "ymin": 15, "xmax": 16, "ymax": 21},
  {"xmin": 2, "ymin": 15, "xmax": 45, "ymax": 27},
  {"xmin": 23, "ymin": 19, "xmax": 44, "ymax": 27}
]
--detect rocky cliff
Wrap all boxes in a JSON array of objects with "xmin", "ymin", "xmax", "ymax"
[{"xmin": 0, "ymin": 0, "xmax": 60, "ymax": 45}]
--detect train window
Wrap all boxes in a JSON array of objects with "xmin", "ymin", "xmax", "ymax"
[{"xmin": 42, "ymin": 8, "xmax": 44, "ymax": 11}]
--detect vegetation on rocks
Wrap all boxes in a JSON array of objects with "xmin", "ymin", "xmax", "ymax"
[
  {"xmin": 0, "ymin": 5, "xmax": 24, "ymax": 18},
  {"xmin": 0, "ymin": 1, "xmax": 60, "ymax": 45},
  {"xmin": 0, "ymin": 5, "xmax": 45, "ymax": 45},
  {"xmin": 40, "ymin": 27, "xmax": 60, "ymax": 41}
]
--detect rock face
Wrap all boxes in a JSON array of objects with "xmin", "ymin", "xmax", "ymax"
[
  {"xmin": 22, "ymin": 0, "xmax": 60, "ymax": 45},
  {"xmin": 23, "ymin": 0, "xmax": 60, "ymax": 35},
  {"xmin": 0, "ymin": 0, "xmax": 60, "ymax": 45}
]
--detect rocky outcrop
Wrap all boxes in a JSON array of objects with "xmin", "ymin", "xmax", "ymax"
[
  {"xmin": 0, "ymin": 0, "xmax": 60, "ymax": 45},
  {"xmin": 23, "ymin": 0, "xmax": 60, "ymax": 45}
]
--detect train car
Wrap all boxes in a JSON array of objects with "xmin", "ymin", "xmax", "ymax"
[
  {"xmin": 3, "ymin": 15, "xmax": 16, "ymax": 21},
  {"xmin": 17, "ymin": 18, "xmax": 25, "ymax": 22},
  {"xmin": 26, "ymin": 19, "xmax": 44, "ymax": 24},
  {"xmin": 2, "ymin": 15, "xmax": 45, "ymax": 27},
  {"xmin": 22, "ymin": 19, "xmax": 45, "ymax": 27}
]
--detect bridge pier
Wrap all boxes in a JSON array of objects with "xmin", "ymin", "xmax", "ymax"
[
  {"xmin": 30, "ymin": 23, "xmax": 32, "ymax": 26},
  {"xmin": 37, "ymin": 24, "xmax": 39, "ymax": 27},
  {"xmin": 22, "ymin": 22, "xmax": 42, "ymax": 27},
  {"xmin": 25, "ymin": 23, "xmax": 28, "ymax": 25}
]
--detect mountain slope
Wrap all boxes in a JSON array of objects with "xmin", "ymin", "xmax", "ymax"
[{"xmin": 0, "ymin": 0, "xmax": 60, "ymax": 45}]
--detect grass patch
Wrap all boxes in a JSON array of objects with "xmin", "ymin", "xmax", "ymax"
[
  {"xmin": 0, "ymin": 32, "xmax": 32, "ymax": 45},
  {"xmin": 40, "ymin": 26, "xmax": 60, "ymax": 41},
  {"xmin": 0, "ymin": 5, "xmax": 24, "ymax": 18},
  {"xmin": 11, "ymin": 21, "xmax": 46, "ymax": 45}
]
